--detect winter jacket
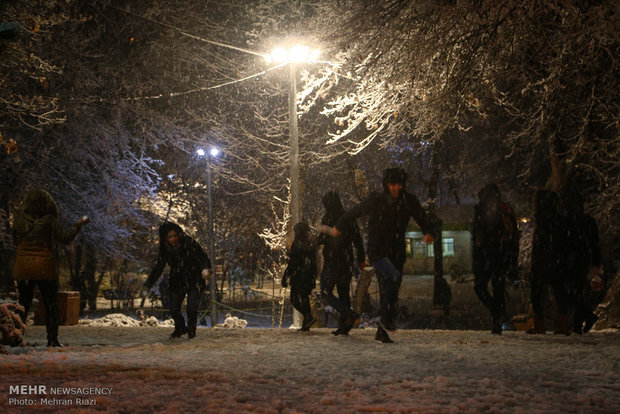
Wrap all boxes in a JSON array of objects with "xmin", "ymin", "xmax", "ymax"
[
  {"xmin": 317, "ymin": 191, "xmax": 365, "ymax": 267},
  {"xmin": 283, "ymin": 223, "xmax": 317, "ymax": 293},
  {"xmin": 472, "ymin": 200, "xmax": 519, "ymax": 274},
  {"xmin": 12, "ymin": 190, "xmax": 81, "ymax": 281},
  {"xmin": 335, "ymin": 189, "xmax": 432, "ymax": 270},
  {"xmin": 145, "ymin": 222, "xmax": 211, "ymax": 292}
]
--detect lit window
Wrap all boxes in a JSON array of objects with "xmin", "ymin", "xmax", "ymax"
[{"xmin": 426, "ymin": 238, "xmax": 455, "ymax": 258}]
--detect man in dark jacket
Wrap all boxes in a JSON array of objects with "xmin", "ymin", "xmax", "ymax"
[
  {"xmin": 329, "ymin": 168, "xmax": 434, "ymax": 343},
  {"xmin": 318, "ymin": 191, "xmax": 365, "ymax": 336},
  {"xmin": 143, "ymin": 222, "xmax": 211, "ymax": 339},
  {"xmin": 472, "ymin": 183, "xmax": 519, "ymax": 334}
]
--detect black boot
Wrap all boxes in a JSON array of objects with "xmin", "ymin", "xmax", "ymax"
[
  {"xmin": 298, "ymin": 314, "xmax": 316, "ymax": 331},
  {"xmin": 491, "ymin": 314, "xmax": 502, "ymax": 335},
  {"xmin": 170, "ymin": 325, "xmax": 188, "ymax": 339},
  {"xmin": 332, "ymin": 314, "xmax": 346, "ymax": 335},
  {"xmin": 339, "ymin": 309, "xmax": 359, "ymax": 336},
  {"xmin": 188, "ymin": 326, "xmax": 196, "ymax": 339},
  {"xmin": 375, "ymin": 327, "xmax": 393, "ymax": 343},
  {"xmin": 47, "ymin": 338, "xmax": 63, "ymax": 347}
]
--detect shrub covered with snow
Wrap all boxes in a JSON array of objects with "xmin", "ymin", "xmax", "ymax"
[{"xmin": 0, "ymin": 300, "xmax": 26, "ymax": 351}]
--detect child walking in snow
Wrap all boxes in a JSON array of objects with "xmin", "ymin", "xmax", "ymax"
[{"xmin": 281, "ymin": 222, "xmax": 317, "ymax": 331}]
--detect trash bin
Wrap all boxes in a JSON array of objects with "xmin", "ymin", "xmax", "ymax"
[{"xmin": 34, "ymin": 291, "xmax": 80, "ymax": 326}]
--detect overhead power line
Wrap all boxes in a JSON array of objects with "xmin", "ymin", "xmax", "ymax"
[{"xmin": 95, "ymin": 0, "xmax": 268, "ymax": 58}]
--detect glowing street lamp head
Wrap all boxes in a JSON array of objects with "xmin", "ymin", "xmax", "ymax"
[
  {"xmin": 265, "ymin": 44, "xmax": 320, "ymax": 64},
  {"xmin": 197, "ymin": 147, "xmax": 220, "ymax": 158}
]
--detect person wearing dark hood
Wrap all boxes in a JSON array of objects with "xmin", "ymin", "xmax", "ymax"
[
  {"xmin": 12, "ymin": 189, "xmax": 90, "ymax": 347},
  {"xmin": 281, "ymin": 222, "xmax": 318, "ymax": 331},
  {"xmin": 472, "ymin": 183, "xmax": 519, "ymax": 334},
  {"xmin": 563, "ymin": 191, "xmax": 601, "ymax": 334},
  {"xmin": 328, "ymin": 168, "xmax": 434, "ymax": 343},
  {"xmin": 317, "ymin": 191, "xmax": 365, "ymax": 336},
  {"xmin": 143, "ymin": 222, "xmax": 211, "ymax": 339}
]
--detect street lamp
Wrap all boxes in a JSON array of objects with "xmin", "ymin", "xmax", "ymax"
[
  {"xmin": 265, "ymin": 44, "xmax": 320, "ymax": 228},
  {"xmin": 197, "ymin": 146, "xmax": 219, "ymax": 326},
  {"xmin": 266, "ymin": 43, "xmax": 320, "ymax": 328}
]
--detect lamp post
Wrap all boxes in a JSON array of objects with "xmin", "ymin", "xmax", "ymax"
[
  {"xmin": 197, "ymin": 146, "xmax": 220, "ymax": 326},
  {"xmin": 266, "ymin": 44, "xmax": 319, "ymax": 328},
  {"xmin": 266, "ymin": 45, "xmax": 320, "ymax": 228}
]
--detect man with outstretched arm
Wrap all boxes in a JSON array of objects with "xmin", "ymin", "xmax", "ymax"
[{"xmin": 328, "ymin": 168, "xmax": 434, "ymax": 343}]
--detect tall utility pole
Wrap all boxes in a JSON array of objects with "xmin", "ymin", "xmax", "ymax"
[
  {"xmin": 206, "ymin": 157, "xmax": 218, "ymax": 325},
  {"xmin": 288, "ymin": 62, "xmax": 300, "ymax": 227}
]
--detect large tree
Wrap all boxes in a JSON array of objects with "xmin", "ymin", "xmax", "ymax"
[{"xmin": 315, "ymin": 0, "xmax": 620, "ymax": 229}]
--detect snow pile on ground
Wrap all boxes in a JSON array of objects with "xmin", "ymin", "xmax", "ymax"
[
  {"xmin": 214, "ymin": 313, "xmax": 247, "ymax": 329},
  {"xmin": 1, "ymin": 325, "xmax": 618, "ymax": 413},
  {"xmin": 79, "ymin": 313, "xmax": 174, "ymax": 328}
]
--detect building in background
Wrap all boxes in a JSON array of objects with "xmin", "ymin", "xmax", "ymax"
[{"xmin": 404, "ymin": 205, "xmax": 474, "ymax": 277}]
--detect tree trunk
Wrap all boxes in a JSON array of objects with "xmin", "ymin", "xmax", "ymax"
[
  {"xmin": 82, "ymin": 243, "xmax": 99, "ymax": 311},
  {"xmin": 0, "ymin": 197, "xmax": 14, "ymax": 295},
  {"xmin": 428, "ymin": 144, "xmax": 451, "ymax": 314}
]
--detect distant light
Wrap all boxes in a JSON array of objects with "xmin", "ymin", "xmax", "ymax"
[
  {"xmin": 196, "ymin": 149, "xmax": 206, "ymax": 156},
  {"xmin": 210, "ymin": 147, "xmax": 220, "ymax": 157}
]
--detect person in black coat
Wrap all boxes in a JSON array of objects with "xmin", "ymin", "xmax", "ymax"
[
  {"xmin": 329, "ymin": 168, "xmax": 434, "ymax": 343},
  {"xmin": 472, "ymin": 183, "xmax": 519, "ymax": 334},
  {"xmin": 143, "ymin": 222, "xmax": 211, "ymax": 339},
  {"xmin": 563, "ymin": 191, "xmax": 601, "ymax": 334},
  {"xmin": 282, "ymin": 222, "xmax": 318, "ymax": 331},
  {"xmin": 318, "ymin": 191, "xmax": 365, "ymax": 336}
]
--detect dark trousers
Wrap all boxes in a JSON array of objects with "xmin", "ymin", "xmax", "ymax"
[
  {"xmin": 531, "ymin": 278, "xmax": 569, "ymax": 316},
  {"xmin": 372, "ymin": 258, "xmax": 402, "ymax": 326},
  {"xmin": 320, "ymin": 261, "xmax": 352, "ymax": 318},
  {"xmin": 290, "ymin": 284, "xmax": 312, "ymax": 321},
  {"xmin": 17, "ymin": 279, "xmax": 59, "ymax": 341},
  {"xmin": 169, "ymin": 286, "xmax": 201, "ymax": 332},
  {"xmin": 474, "ymin": 266, "xmax": 506, "ymax": 320}
]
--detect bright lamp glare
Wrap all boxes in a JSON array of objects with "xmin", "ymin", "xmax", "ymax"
[
  {"xmin": 270, "ymin": 47, "xmax": 287, "ymax": 63},
  {"xmin": 267, "ymin": 45, "xmax": 320, "ymax": 64},
  {"xmin": 196, "ymin": 149, "xmax": 206, "ymax": 156},
  {"xmin": 290, "ymin": 45, "xmax": 309, "ymax": 62},
  {"xmin": 210, "ymin": 147, "xmax": 220, "ymax": 157}
]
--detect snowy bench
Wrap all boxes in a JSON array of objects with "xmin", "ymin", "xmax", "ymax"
[{"xmin": 102, "ymin": 289, "xmax": 136, "ymax": 309}]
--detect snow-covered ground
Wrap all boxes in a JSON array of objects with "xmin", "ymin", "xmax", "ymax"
[{"xmin": 1, "ymin": 322, "xmax": 619, "ymax": 413}]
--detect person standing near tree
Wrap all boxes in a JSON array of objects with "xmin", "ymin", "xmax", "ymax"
[
  {"xmin": 12, "ymin": 189, "xmax": 90, "ymax": 347},
  {"xmin": 563, "ymin": 191, "xmax": 601, "ymax": 334},
  {"xmin": 142, "ymin": 222, "xmax": 211, "ymax": 339},
  {"xmin": 281, "ymin": 222, "xmax": 318, "ymax": 332},
  {"xmin": 472, "ymin": 183, "xmax": 519, "ymax": 334},
  {"xmin": 328, "ymin": 168, "xmax": 434, "ymax": 343},
  {"xmin": 318, "ymin": 191, "xmax": 365, "ymax": 336}
]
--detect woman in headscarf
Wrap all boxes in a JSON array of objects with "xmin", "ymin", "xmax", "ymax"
[{"xmin": 12, "ymin": 189, "xmax": 89, "ymax": 347}]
